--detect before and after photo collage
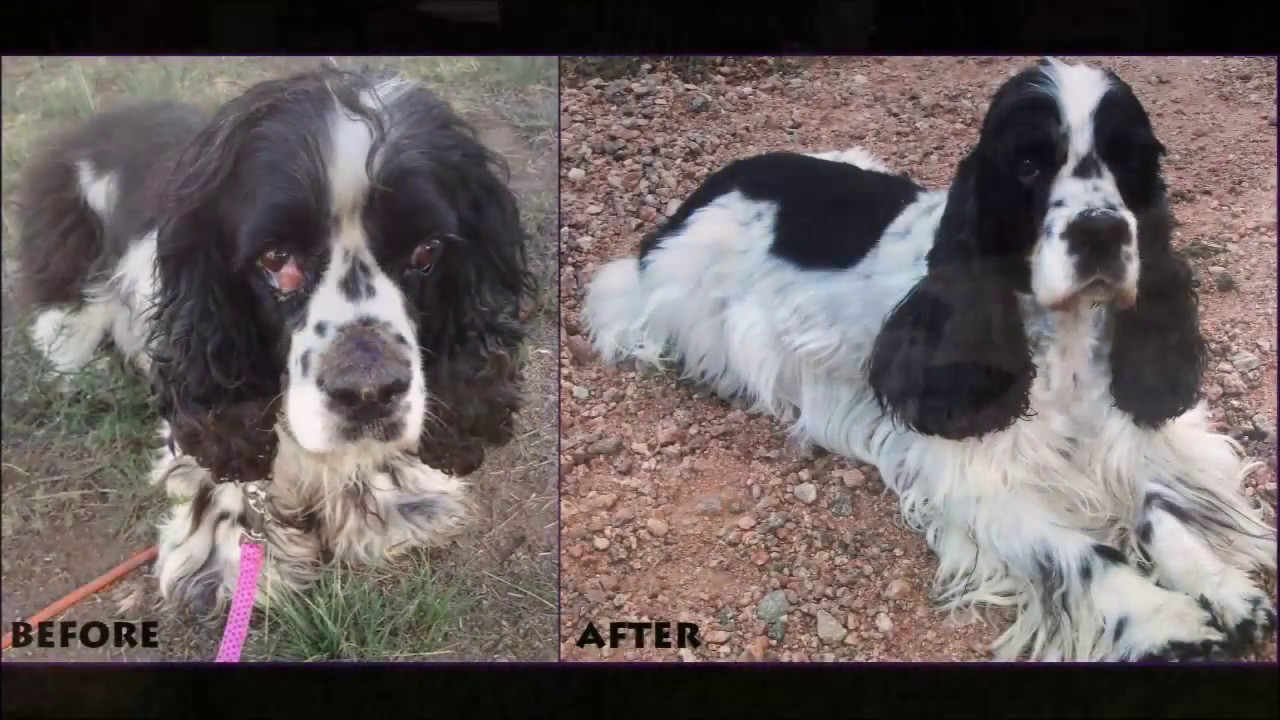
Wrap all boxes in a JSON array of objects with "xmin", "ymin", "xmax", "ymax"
[{"xmin": 0, "ymin": 54, "xmax": 1276, "ymax": 665}]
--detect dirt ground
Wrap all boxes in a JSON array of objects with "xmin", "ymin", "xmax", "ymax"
[
  {"xmin": 1, "ymin": 56, "xmax": 558, "ymax": 662},
  {"xmin": 557, "ymin": 56, "xmax": 1278, "ymax": 662}
]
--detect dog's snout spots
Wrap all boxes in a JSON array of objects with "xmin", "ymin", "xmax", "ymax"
[
  {"xmin": 314, "ymin": 321, "xmax": 328, "ymax": 337},
  {"xmin": 299, "ymin": 349, "xmax": 311, "ymax": 377},
  {"xmin": 338, "ymin": 259, "xmax": 376, "ymax": 301},
  {"xmin": 1071, "ymin": 152, "xmax": 1102, "ymax": 179}
]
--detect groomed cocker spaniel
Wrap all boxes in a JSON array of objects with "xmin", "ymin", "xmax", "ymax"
[
  {"xmin": 584, "ymin": 58, "xmax": 1276, "ymax": 661},
  {"xmin": 15, "ymin": 66, "xmax": 533, "ymax": 614}
]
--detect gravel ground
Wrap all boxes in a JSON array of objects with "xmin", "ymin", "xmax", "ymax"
[{"xmin": 557, "ymin": 56, "xmax": 1278, "ymax": 662}]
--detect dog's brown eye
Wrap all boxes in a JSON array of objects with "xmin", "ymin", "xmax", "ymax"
[
  {"xmin": 258, "ymin": 249, "xmax": 291, "ymax": 273},
  {"xmin": 258, "ymin": 249, "xmax": 303, "ymax": 292},
  {"xmin": 410, "ymin": 239, "xmax": 443, "ymax": 272},
  {"xmin": 1017, "ymin": 160, "xmax": 1041, "ymax": 184}
]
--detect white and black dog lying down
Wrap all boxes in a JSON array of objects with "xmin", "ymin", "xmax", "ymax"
[
  {"xmin": 584, "ymin": 58, "xmax": 1276, "ymax": 661},
  {"xmin": 14, "ymin": 67, "xmax": 533, "ymax": 615}
]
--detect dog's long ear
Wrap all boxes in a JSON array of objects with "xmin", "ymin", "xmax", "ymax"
[
  {"xmin": 148, "ymin": 87, "xmax": 288, "ymax": 483},
  {"xmin": 1108, "ymin": 199, "xmax": 1205, "ymax": 427},
  {"xmin": 408, "ymin": 110, "xmax": 534, "ymax": 476},
  {"xmin": 869, "ymin": 153, "xmax": 1035, "ymax": 440}
]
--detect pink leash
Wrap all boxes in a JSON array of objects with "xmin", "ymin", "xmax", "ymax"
[{"xmin": 215, "ymin": 542, "xmax": 265, "ymax": 662}]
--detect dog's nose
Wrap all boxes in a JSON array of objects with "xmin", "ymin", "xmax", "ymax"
[
  {"xmin": 318, "ymin": 325, "xmax": 412, "ymax": 421},
  {"xmin": 1066, "ymin": 211, "xmax": 1130, "ymax": 255},
  {"xmin": 1065, "ymin": 210, "xmax": 1131, "ymax": 274}
]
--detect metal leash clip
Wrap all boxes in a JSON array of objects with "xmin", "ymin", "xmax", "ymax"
[{"xmin": 240, "ymin": 481, "xmax": 270, "ymax": 543}]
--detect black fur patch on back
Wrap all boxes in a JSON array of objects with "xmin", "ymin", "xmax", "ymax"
[{"xmin": 639, "ymin": 152, "xmax": 923, "ymax": 271}]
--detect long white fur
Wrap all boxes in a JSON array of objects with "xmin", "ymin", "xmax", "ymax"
[{"xmin": 584, "ymin": 133, "xmax": 1275, "ymax": 660}]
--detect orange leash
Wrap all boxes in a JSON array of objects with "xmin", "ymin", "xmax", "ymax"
[{"xmin": 1, "ymin": 545, "xmax": 158, "ymax": 651}]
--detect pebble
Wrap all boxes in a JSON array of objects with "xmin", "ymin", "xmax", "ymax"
[
  {"xmin": 1251, "ymin": 414, "xmax": 1275, "ymax": 441},
  {"xmin": 883, "ymin": 579, "xmax": 911, "ymax": 599},
  {"xmin": 696, "ymin": 495, "xmax": 723, "ymax": 514},
  {"xmin": 646, "ymin": 518, "xmax": 670, "ymax": 537},
  {"xmin": 874, "ymin": 613, "xmax": 894, "ymax": 633},
  {"xmin": 706, "ymin": 630, "xmax": 731, "ymax": 644},
  {"xmin": 688, "ymin": 94, "xmax": 710, "ymax": 112},
  {"xmin": 593, "ymin": 537, "xmax": 610, "ymax": 551},
  {"xmin": 566, "ymin": 335, "xmax": 594, "ymax": 364},
  {"xmin": 838, "ymin": 468, "xmax": 866, "ymax": 488},
  {"xmin": 1231, "ymin": 351, "xmax": 1262, "ymax": 373},
  {"xmin": 737, "ymin": 515, "xmax": 758, "ymax": 530},
  {"xmin": 664, "ymin": 199, "xmax": 681, "ymax": 217},
  {"xmin": 757, "ymin": 589, "xmax": 789, "ymax": 623},
  {"xmin": 590, "ymin": 494, "xmax": 618, "ymax": 510},
  {"xmin": 567, "ymin": 167, "xmax": 586, "ymax": 181},
  {"xmin": 1221, "ymin": 374, "xmax": 1248, "ymax": 397},
  {"xmin": 587, "ymin": 437, "xmax": 623, "ymax": 456},
  {"xmin": 572, "ymin": 385, "xmax": 590, "ymax": 400},
  {"xmin": 793, "ymin": 483, "xmax": 818, "ymax": 505},
  {"xmin": 815, "ymin": 610, "xmax": 848, "ymax": 642},
  {"xmin": 1209, "ymin": 266, "xmax": 1236, "ymax": 291}
]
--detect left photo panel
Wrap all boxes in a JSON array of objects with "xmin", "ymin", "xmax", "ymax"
[{"xmin": 0, "ymin": 56, "xmax": 559, "ymax": 662}]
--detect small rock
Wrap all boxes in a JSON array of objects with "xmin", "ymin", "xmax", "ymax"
[
  {"xmin": 1231, "ymin": 351, "xmax": 1262, "ymax": 373},
  {"xmin": 883, "ymin": 579, "xmax": 910, "ymax": 599},
  {"xmin": 590, "ymin": 494, "xmax": 619, "ymax": 510},
  {"xmin": 827, "ymin": 491, "xmax": 853, "ymax": 517},
  {"xmin": 757, "ymin": 589, "xmax": 789, "ymax": 623},
  {"xmin": 706, "ymin": 630, "xmax": 731, "ymax": 644},
  {"xmin": 585, "ymin": 204, "xmax": 604, "ymax": 215},
  {"xmin": 688, "ymin": 94, "xmax": 710, "ymax": 112},
  {"xmin": 664, "ymin": 199, "xmax": 681, "ymax": 217},
  {"xmin": 567, "ymin": 167, "xmax": 586, "ymax": 182},
  {"xmin": 838, "ymin": 468, "xmax": 866, "ymax": 488},
  {"xmin": 874, "ymin": 613, "xmax": 894, "ymax": 633},
  {"xmin": 737, "ymin": 515, "xmax": 758, "ymax": 530},
  {"xmin": 571, "ymin": 385, "xmax": 590, "ymax": 401},
  {"xmin": 766, "ymin": 620, "xmax": 787, "ymax": 641},
  {"xmin": 593, "ymin": 537, "xmax": 610, "ymax": 551},
  {"xmin": 1210, "ymin": 267, "xmax": 1236, "ymax": 291},
  {"xmin": 566, "ymin": 335, "xmax": 594, "ymax": 364},
  {"xmin": 1221, "ymin": 374, "xmax": 1248, "ymax": 397},
  {"xmin": 587, "ymin": 436, "xmax": 623, "ymax": 456},
  {"xmin": 646, "ymin": 518, "xmax": 670, "ymax": 537},
  {"xmin": 793, "ymin": 483, "xmax": 818, "ymax": 505},
  {"xmin": 696, "ymin": 495, "xmax": 723, "ymax": 514},
  {"xmin": 1252, "ymin": 414, "xmax": 1275, "ymax": 441},
  {"xmin": 815, "ymin": 610, "xmax": 848, "ymax": 643}
]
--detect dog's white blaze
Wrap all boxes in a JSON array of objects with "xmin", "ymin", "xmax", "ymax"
[{"xmin": 285, "ymin": 96, "xmax": 425, "ymax": 453}]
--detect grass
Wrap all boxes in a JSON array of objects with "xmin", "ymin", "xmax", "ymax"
[
  {"xmin": 0, "ymin": 55, "xmax": 557, "ymax": 662},
  {"xmin": 249, "ymin": 562, "xmax": 463, "ymax": 661}
]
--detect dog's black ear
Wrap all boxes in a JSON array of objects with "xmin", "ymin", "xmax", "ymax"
[
  {"xmin": 1108, "ymin": 202, "xmax": 1205, "ymax": 427},
  {"xmin": 148, "ymin": 86, "xmax": 286, "ymax": 483},
  {"xmin": 404, "ymin": 102, "xmax": 534, "ymax": 477},
  {"xmin": 868, "ymin": 153, "xmax": 1035, "ymax": 440}
]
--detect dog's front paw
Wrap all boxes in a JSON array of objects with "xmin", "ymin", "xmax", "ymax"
[
  {"xmin": 1203, "ymin": 588, "xmax": 1277, "ymax": 655},
  {"xmin": 1115, "ymin": 592, "xmax": 1233, "ymax": 661}
]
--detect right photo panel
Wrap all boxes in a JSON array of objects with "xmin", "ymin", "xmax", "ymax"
[{"xmin": 558, "ymin": 56, "xmax": 1278, "ymax": 662}]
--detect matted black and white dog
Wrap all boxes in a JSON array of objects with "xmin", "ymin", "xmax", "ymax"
[
  {"xmin": 584, "ymin": 58, "xmax": 1276, "ymax": 661},
  {"xmin": 14, "ymin": 66, "xmax": 533, "ymax": 614}
]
